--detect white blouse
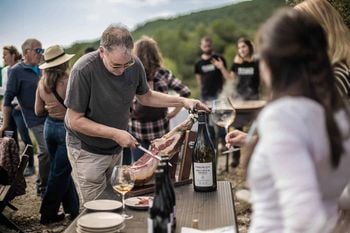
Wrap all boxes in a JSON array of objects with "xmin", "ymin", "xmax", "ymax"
[{"xmin": 248, "ymin": 96, "xmax": 350, "ymax": 233}]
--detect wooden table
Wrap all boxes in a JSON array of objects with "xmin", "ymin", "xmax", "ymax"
[
  {"xmin": 64, "ymin": 181, "xmax": 237, "ymax": 233},
  {"xmin": 232, "ymin": 100, "xmax": 266, "ymax": 128}
]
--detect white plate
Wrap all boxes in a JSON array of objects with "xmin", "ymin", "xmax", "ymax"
[
  {"xmin": 77, "ymin": 223, "xmax": 125, "ymax": 233},
  {"xmin": 125, "ymin": 196, "xmax": 153, "ymax": 210},
  {"xmin": 77, "ymin": 212, "xmax": 124, "ymax": 229},
  {"xmin": 83, "ymin": 199, "xmax": 122, "ymax": 211},
  {"xmin": 77, "ymin": 224, "xmax": 123, "ymax": 232}
]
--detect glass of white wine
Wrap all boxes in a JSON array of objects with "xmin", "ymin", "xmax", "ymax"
[
  {"xmin": 211, "ymin": 97, "xmax": 237, "ymax": 154},
  {"xmin": 111, "ymin": 165, "xmax": 135, "ymax": 219}
]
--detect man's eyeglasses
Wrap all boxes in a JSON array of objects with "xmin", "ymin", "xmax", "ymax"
[
  {"xmin": 31, "ymin": 48, "xmax": 44, "ymax": 55},
  {"xmin": 111, "ymin": 57, "xmax": 135, "ymax": 70}
]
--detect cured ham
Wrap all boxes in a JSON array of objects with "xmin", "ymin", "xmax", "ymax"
[{"xmin": 131, "ymin": 114, "xmax": 196, "ymax": 185}]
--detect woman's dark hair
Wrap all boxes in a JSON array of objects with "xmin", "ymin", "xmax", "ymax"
[
  {"xmin": 257, "ymin": 8, "xmax": 345, "ymax": 168},
  {"xmin": 134, "ymin": 36, "xmax": 162, "ymax": 79},
  {"xmin": 43, "ymin": 62, "xmax": 69, "ymax": 93},
  {"xmin": 237, "ymin": 37, "xmax": 254, "ymax": 58},
  {"xmin": 3, "ymin": 45, "xmax": 22, "ymax": 62}
]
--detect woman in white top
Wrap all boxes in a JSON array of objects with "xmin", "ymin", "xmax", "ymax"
[{"xmin": 226, "ymin": 8, "xmax": 350, "ymax": 233}]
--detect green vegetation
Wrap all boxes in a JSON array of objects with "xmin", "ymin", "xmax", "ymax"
[{"xmin": 66, "ymin": 0, "xmax": 286, "ymax": 98}]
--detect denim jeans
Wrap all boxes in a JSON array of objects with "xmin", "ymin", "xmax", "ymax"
[
  {"xmin": 30, "ymin": 124, "xmax": 50, "ymax": 195},
  {"xmin": 11, "ymin": 107, "xmax": 34, "ymax": 166},
  {"xmin": 40, "ymin": 117, "xmax": 79, "ymax": 217}
]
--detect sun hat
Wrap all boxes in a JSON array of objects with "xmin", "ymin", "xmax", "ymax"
[{"xmin": 39, "ymin": 45, "xmax": 75, "ymax": 69}]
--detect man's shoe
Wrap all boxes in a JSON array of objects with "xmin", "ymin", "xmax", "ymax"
[
  {"xmin": 40, "ymin": 213, "xmax": 65, "ymax": 225},
  {"xmin": 23, "ymin": 166, "xmax": 35, "ymax": 177}
]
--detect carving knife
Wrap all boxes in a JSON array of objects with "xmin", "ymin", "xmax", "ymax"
[{"xmin": 137, "ymin": 145, "xmax": 173, "ymax": 167}]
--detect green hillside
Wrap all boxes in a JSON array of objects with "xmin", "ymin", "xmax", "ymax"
[
  {"xmin": 66, "ymin": 0, "xmax": 286, "ymax": 97},
  {"xmin": 133, "ymin": 0, "xmax": 284, "ymax": 39}
]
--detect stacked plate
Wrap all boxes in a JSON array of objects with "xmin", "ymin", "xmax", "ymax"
[{"xmin": 77, "ymin": 212, "xmax": 125, "ymax": 233}]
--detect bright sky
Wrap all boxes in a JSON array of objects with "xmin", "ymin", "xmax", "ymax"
[{"xmin": 0, "ymin": 0, "xmax": 243, "ymax": 67}]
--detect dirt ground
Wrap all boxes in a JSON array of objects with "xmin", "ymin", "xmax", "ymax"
[{"xmin": 1, "ymin": 151, "xmax": 251, "ymax": 233}]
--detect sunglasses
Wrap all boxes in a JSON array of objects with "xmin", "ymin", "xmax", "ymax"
[
  {"xmin": 111, "ymin": 57, "xmax": 135, "ymax": 70},
  {"xmin": 31, "ymin": 48, "xmax": 44, "ymax": 55}
]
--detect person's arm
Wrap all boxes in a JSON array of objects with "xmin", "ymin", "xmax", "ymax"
[
  {"xmin": 195, "ymin": 74, "xmax": 201, "ymax": 88},
  {"xmin": 34, "ymin": 82, "xmax": 47, "ymax": 117},
  {"xmin": 212, "ymin": 57, "xmax": 233, "ymax": 80},
  {"xmin": 0, "ymin": 106, "xmax": 12, "ymax": 136},
  {"xmin": 0, "ymin": 67, "xmax": 17, "ymax": 135},
  {"xmin": 167, "ymin": 107, "xmax": 182, "ymax": 120},
  {"xmin": 66, "ymin": 108, "xmax": 138, "ymax": 148},
  {"xmin": 136, "ymin": 89, "xmax": 209, "ymax": 112}
]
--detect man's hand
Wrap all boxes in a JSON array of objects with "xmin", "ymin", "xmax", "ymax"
[
  {"xmin": 182, "ymin": 98, "xmax": 210, "ymax": 113},
  {"xmin": 111, "ymin": 129, "xmax": 138, "ymax": 148}
]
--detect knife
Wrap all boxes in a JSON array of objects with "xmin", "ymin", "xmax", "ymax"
[{"xmin": 137, "ymin": 145, "xmax": 173, "ymax": 167}]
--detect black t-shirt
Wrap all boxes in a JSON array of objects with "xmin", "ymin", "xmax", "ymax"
[
  {"xmin": 231, "ymin": 60, "xmax": 260, "ymax": 100},
  {"xmin": 194, "ymin": 53, "xmax": 226, "ymax": 100}
]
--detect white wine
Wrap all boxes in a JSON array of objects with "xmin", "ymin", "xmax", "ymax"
[
  {"xmin": 113, "ymin": 184, "xmax": 134, "ymax": 194},
  {"xmin": 192, "ymin": 111, "xmax": 217, "ymax": 192},
  {"xmin": 211, "ymin": 109, "xmax": 236, "ymax": 129}
]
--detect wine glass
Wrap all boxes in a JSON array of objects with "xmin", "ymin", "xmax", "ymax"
[
  {"xmin": 111, "ymin": 165, "xmax": 135, "ymax": 219},
  {"xmin": 211, "ymin": 97, "xmax": 238, "ymax": 154}
]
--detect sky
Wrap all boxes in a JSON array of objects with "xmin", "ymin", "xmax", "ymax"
[{"xmin": 0, "ymin": 0, "xmax": 243, "ymax": 67}]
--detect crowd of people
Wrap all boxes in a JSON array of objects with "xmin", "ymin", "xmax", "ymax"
[{"xmin": 0, "ymin": 0, "xmax": 349, "ymax": 231}]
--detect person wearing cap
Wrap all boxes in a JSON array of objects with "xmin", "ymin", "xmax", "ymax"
[
  {"xmin": 35, "ymin": 45, "xmax": 79, "ymax": 224},
  {"xmin": 0, "ymin": 38, "xmax": 50, "ymax": 198},
  {"xmin": 65, "ymin": 24, "xmax": 209, "ymax": 203}
]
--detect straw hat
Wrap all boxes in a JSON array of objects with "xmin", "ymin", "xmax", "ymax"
[{"xmin": 39, "ymin": 45, "xmax": 75, "ymax": 69}]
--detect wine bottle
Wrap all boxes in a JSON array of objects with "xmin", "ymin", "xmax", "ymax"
[
  {"xmin": 159, "ymin": 156, "xmax": 176, "ymax": 231},
  {"xmin": 191, "ymin": 111, "xmax": 217, "ymax": 192},
  {"xmin": 148, "ymin": 169, "xmax": 171, "ymax": 233}
]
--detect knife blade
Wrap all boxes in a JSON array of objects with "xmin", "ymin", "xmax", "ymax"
[{"xmin": 137, "ymin": 145, "xmax": 173, "ymax": 167}]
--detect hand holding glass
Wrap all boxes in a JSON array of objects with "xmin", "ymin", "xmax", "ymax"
[
  {"xmin": 211, "ymin": 98, "xmax": 238, "ymax": 154},
  {"xmin": 111, "ymin": 165, "xmax": 135, "ymax": 219}
]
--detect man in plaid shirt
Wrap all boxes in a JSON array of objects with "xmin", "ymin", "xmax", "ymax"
[{"xmin": 128, "ymin": 36, "xmax": 191, "ymax": 162}]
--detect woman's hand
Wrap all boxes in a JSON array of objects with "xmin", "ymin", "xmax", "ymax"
[{"xmin": 225, "ymin": 129, "xmax": 247, "ymax": 148}]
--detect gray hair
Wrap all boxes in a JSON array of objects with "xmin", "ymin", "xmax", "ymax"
[
  {"xmin": 100, "ymin": 24, "xmax": 134, "ymax": 52},
  {"xmin": 21, "ymin": 38, "xmax": 41, "ymax": 54}
]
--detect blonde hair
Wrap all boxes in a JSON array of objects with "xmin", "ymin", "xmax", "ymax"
[{"xmin": 295, "ymin": 0, "xmax": 350, "ymax": 67}]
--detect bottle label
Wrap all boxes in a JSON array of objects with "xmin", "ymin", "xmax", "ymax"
[
  {"xmin": 193, "ymin": 162, "xmax": 213, "ymax": 187},
  {"xmin": 147, "ymin": 217, "xmax": 153, "ymax": 233}
]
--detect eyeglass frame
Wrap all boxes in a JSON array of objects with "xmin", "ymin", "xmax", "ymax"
[
  {"xmin": 101, "ymin": 46, "xmax": 135, "ymax": 70},
  {"xmin": 28, "ymin": 47, "xmax": 44, "ymax": 55},
  {"xmin": 111, "ymin": 57, "xmax": 135, "ymax": 70}
]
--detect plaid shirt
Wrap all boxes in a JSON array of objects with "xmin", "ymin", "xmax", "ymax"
[{"xmin": 129, "ymin": 68, "xmax": 190, "ymax": 141}]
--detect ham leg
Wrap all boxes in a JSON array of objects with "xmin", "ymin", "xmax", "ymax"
[{"xmin": 131, "ymin": 114, "xmax": 196, "ymax": 185}]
